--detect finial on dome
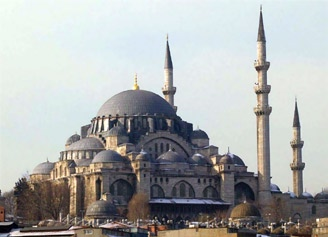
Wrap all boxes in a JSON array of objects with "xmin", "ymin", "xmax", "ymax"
[
  {"xmin": 133, "ymin": 73, "xmax": 140, "ymax": 90},
  {"xmin": 228, "ymin": 146, "xmax": 230, "ymax": 153}
]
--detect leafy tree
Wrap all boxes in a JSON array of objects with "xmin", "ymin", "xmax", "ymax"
[{"xmin": 127, "ymin": 193, "xmax": 150, "ymax": 221}]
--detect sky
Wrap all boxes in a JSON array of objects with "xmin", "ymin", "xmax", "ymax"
[{"xmin": 0, "ymin": 0, "xmax": 327, "ymax": 195}]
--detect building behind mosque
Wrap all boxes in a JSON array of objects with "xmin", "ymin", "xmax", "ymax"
[{"xmin": 29, "ymin": 9, "xmax": 328, "ymax": 224}]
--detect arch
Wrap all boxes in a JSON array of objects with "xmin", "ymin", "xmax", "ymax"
[
  {"xmin": 203, "ymin": 186, "xmax": 219, "ymax": 198},
  {"xmin": 234, "ymin": 182, "xmax": 255, "ymax": 204},
  {"xmin": 292, "ymin": 213, "xmax": 302, "ymax": 222},
  {"xmin": 139, "ymin": 133, "xmax": 192, "ymax": 158},
  {"xmin": 110, "ymin": 179, "xmax": 134, "ymax": 204},
  {"xmin": 96, "ymin": 178, "xmax": 102, "ymax": 200},
  {"xmin": 151, "ymin": 184, "xmax": 165, "ymax": 198},
  {"xmin": 172, "ymin": 181, "xmax": 195, "ymax": 198}
]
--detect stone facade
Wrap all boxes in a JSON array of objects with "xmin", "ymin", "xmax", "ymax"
[{"xmin": 29, "ymin": 9, "xmax": 328, "ymax": 224}]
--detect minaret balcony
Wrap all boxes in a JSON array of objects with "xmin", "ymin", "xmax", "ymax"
[
  {"xmin": 254, "ymin": 61, "xmax": 270, "ymax": 71},
  {"xmin": 253, "ymin": 105, "xmax": 272, "ymax": 116},
  {"xmin": 254, "ymin": 84, "xmax": 271, "ymax": 94},
  {"xmin": 162, "ymin": 86, "xmax": 176, "ymax": 95},
  {"xmin": 290, "ymin": 140, "xmax": 304, "ymax": 148},
  {"xmin": 290, "ymin": 162, "xmax": 305, "ymax": 171}
]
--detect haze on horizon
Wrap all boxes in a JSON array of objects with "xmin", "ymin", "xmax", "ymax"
[{"xmin": 0, "ymin": 1, "xmax": 327, "ymax": 195}]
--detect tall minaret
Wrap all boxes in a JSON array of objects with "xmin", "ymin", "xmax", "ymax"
[
  {"xmin": 290, "ymin": 100, "xmax": 305, "ymax": 197},
  {"xmin": 254, "ymin": 7, "xmax": 272, "ymax": 208},
  {"xmin": 162, "ymin": 35, "xmax": 177, "ymax": 111}
]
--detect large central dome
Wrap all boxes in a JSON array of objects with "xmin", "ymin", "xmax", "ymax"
[{"xmin": 97, "ymin": 90, "xmax": 176, "ymax": 117}]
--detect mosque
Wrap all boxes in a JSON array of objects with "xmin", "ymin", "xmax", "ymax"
[{"xmin": 29, "ymin": 9, "xmax": 328, "ymax": 223}]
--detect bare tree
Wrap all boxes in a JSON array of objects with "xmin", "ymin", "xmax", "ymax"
[
  {"xmin": 127, "ymin": 193, "xmax": 150, "ymax": 221},
  {"xmin": 3, "ymin": 190, "xmax": 15, "ymax": 217}
]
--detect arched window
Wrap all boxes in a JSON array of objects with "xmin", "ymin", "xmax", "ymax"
[
  {"xmin": 172, "ymin": 187, "xmax": 177, "ymax": 197},
  {"xmin": 151, "ymin": 185, "xmax": 165, "ymax": 198},
  {"xmin": 96, "ymin": 178, "xmax": 102, "ymax": 200},
  {"xmin": 312, "ymin": 205, "xmax": 316, "ymax": 215},
  {"xmin": 109, "ymin": 179, "xmax": 134, "ymax": 203},
  {"xmin": 180, "ymin": 183, "xmax": 186, "ymax": 197},
  {"xmin": 203, "ymin": 186, "xmax": 219, "ymax": 198}
]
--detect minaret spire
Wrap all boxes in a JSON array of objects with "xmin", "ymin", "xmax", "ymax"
[
  {"xmin": 162, "ymin": 35, "xmax": 177, "ymax": 111},
  {"xmin": 290, "ymin": 100, "xmax": 305, "ymax": 197},
  {"xmin": 254, "ymin": 7, "xmax": 272, "ymax": 210}
]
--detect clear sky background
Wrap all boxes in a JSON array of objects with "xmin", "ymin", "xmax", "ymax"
[{"xmin": 1, "ymin": 1, "xmax": 327, "ymax": 195}]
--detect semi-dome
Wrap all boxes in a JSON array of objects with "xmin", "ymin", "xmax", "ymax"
[
  {"xmin": 191, "ymin": 153, "xmax": 210, "ymax": 165},
  {"xmin": 65, "ymin": 133, "xmax": 80, "ymax": 146},
  {"xmin": 31, "ymin": 161, "xmax": 54, "ymax": 175},
  {"xmin": 230, "ymin": 202, "xmax": 261, "ymax": 218},
  {"xmin": 92, "ymin": 150, "xmax": 124, "ymax": 163},
  {"xmin": 156, "ymin": 150, "xmax": 187, "ymax": 163},
  {"xmin": 67, "ymin": 137, "xmax": 104, "ymax": 151},
  {"xmin": 190, "ymin": 129, "xmax": 209, "ymax": 140},
  {"xmin": 108, "ymin": 126, "xmax": 128, "ymax": 137},
  {"xmin": 85, "ymin": 199, "xmax": 118, "ymax": 219},
  {"xmin": 97, "ymin": 90, "xmax": 176, "ymax": 117}
]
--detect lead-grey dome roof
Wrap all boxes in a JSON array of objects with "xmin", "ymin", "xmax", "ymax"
[
  {"xmin": 31, "ymin": 161, "xmax": 54, "ymax": 175},
  {"xmin": 92, "ymin": 150, "xmax": 124, "ymax": 163},
  {"xmin": 108, "ymin": 126, "xmax": 128, "ymax": 137},
  {"xmin": 191, "ymin": 153, "xmax": 211, "ymax": 165},
  {"xmin": 86, "ymin": 200, "xmax": 118, "ymax": 218},
  {"xmin": 67, "ymin": 137, "xmax": 105, "ymax": 151},
  {"xmin": 227, "ymin": 153, "xmax": 245, "ymax": 166},
  {"xmin": 220, "ymin": 154, "xmax": 234, "ymax": 164},
  {"xmin": 65, "ymin": 133, "xmax": 80, "ymax": 146},
  {"xmin": 190, "ymin": 129, "xmax": 209, "ymax": 140},
  {"xmin": 97, "ymin": 90, "xmax": 176, "ymax": 117},
  {"xmin": 156, "ymin": 150, "xmax": 187, "ymax": 163}
]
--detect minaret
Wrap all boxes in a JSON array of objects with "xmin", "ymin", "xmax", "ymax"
[
  {"xmin": 253, "ymin": 7, "xmax": 272, "ymax": 208},
  {"xmin": 162, "ymin": 35, "xmax": 177, "ymax": 111},
  {"xmin": 290, "ymin": 100, "xmax": 305, "ymax": 197}
]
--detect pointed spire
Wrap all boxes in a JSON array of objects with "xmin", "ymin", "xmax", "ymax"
[
  {"xmin": 164, "ymin": 34, "xmax": 173, "ymax": 69},
  {"xmin": 133, "ymin": 73, "xmax": 140, "ymax": 90},
  {"xmin": 257, "ymin": 6, "xmax": 266, "ymax": 42},
  {"xmin": 293, "ymin": 100, "xmax": 300, "ymax": 127}
]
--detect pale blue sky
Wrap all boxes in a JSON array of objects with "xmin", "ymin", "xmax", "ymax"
[{"xmin": 1, "ymin": 0, "xmax": 327, "ymax": 195}]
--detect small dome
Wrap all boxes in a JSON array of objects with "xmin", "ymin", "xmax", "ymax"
[
  {"xmin": 190, "ymin": 129, "xmax": 209, "ymax": 140},
  {"xmin": 65, "ymin": 133, "xmax": 81, "ymax": 146},
  {"xmin": 92, "ymin": 150, "xmax": 124, "ymax": 163},
  {"xmin": 156, "ymin": 150, "xmax": 187, "ymax": 163},
  {"xmin": 301, "ymin": 191, "xmax": 314, "ymax": 199},
  {"xmin": 86, "ymin": 200, "xmax": 118, "ymax": 219},
  {"xmin": 108, "ymin": 126, "xmax": 128, "ymax": 137},
  {"xmin": 314, "ymin": 191, "xmax": 328, "ymax": 201},
  {"xmin": 136, "ymin": 150, "xmax": 151, "ymax": 161},
  {"xmin": 31, "ymin": 161, "xmax": 54, "ymax": 175},
  {"xmin": 230, "ymin": 203, "xmax": 261, "ymax": 218},
  {"xmin": 191, "ymin": 153, "xmax": 210, "ymax": 165},
  {"xmin": 271, "ymin": 183, "xmax": 282, "ymax": 193},
  {"xmin": 219, "ymin": 154, "xmax": 234, "ymax": 164},
  {"xmin": 227, "ymin": 153, "xmax": 245, "ymax": 166},
  {"xmin": 67, "ymin": 137, "xmax": 104, "ymax": 151},
  {"xmin": 284, "ymin": 190, "xmax": 296, "ymax": 198}
]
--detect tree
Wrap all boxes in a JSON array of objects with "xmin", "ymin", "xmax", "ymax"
[
  {"xmin": 14, "ymin": 177, "xmax": 38, "ymax": 222},
  {"xmin": 3, "ymin": 190, "xmax": 15, "ymax": 217},
  {"xmin": 127, "ymin": 193, "xmax": 150, "ymax": 221},
  {"xmin": 34, "ymin": 180, "xmax": 70, "ymax": 220}
]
